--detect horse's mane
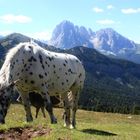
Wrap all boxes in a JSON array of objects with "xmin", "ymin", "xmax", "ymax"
[{"xmin": 0, "ymin": 42, "xmax": 34, "ymax": 85}]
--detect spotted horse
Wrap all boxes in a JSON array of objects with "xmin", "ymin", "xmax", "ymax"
[{"xmin": 0, "ymin": 42, "xmax": 85, "ymax": 129}]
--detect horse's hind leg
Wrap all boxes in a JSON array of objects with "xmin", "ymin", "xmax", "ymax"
[
  {"xmin": 61, "ymin": 93, "xmax": 71, "ymax": 127},
  {"xmin": 41, "ymin": 107, "xmax": 46, "ymax": 118},
  {"xmin": 70, "ymin": 86, "xmax": 80, "ymax": 129}
]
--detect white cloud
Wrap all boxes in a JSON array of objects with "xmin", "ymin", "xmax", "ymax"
[
  {"xmin": 121, "ymin": 8, "xmax": 140, "ymax": 14},
  {"xmin": 26, "ymin": 30, "xmax": 52, "ymax": 40},
  {"xmin": 0, "ymin": 30, "xmax": 52, "ymax": 40},
  {"xmin": 0, "ymin": 14, "xmax": 32, "ymax": 24},
  {"xmin": 97, "ymin": 19, "xmax": 115, "ymax": 25},
  {"xmin": 0, "ymin": 30, "xmax": 52, "ymax": 41},
  {"xmin": 92, "ymin": 7, "xmax": 104, "ymax": 13},
  {"xmin": 107, "ymin": 5, "xmax": 114, "ymax": 9},
  {"xmin": 0, "ymin": 30, "xmax": 13, "ymax": 36}
]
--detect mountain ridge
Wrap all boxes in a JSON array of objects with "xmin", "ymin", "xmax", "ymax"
[{"xmin": 50, "ymin": 20, "xmax": 140, "ymax": 64}]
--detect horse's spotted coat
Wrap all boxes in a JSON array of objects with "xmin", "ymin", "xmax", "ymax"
[{"xmin": 0, "ymin": 42, "xmax": 85, "ymax": 128}]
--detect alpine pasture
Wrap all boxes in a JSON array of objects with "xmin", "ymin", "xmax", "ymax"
[{"xmin": 0, "ymin": 104, "xmax": 139, "ymax": 140}]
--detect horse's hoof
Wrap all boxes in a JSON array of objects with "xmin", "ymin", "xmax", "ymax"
[
  {"xmin": 26, "ymin": 116, "xmax": 33, "ymax": 122},
  {"xmin": 64, "ymin": 123, "xmax": 67, "ymax": 127},
  {"xmin": 51, "ymin": 118, "xmax": 57, "ymax": 124},
  {"xmin": 70, "ymin": 124, "xmax": 75, "ymax": 129},
  {"xmin": 0, "ymin": 120, "xmax": 5, "ymax": 124}
]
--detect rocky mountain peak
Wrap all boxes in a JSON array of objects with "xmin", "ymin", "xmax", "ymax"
[
  {"xmin": 50, "ymin": 20, "xmax": 94, "ymax": 49},
  {"xmin": 50, "ymin": 21, "xmax": 139, "ymax": 63}
]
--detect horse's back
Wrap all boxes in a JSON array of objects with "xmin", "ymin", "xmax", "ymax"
[{"xmin": 5, "ymin": 42, "xmax": 85, "ymax": 95}]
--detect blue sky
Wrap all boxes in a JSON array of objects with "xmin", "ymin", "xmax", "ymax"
[{"xmin": 0, "ymin": 0, "xmax": 140, "ymax": 43}]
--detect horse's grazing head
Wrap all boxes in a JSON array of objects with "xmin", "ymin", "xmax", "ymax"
[{"xmin": 0, "ymin": 83, "xmax": 15, "ymax": 124}]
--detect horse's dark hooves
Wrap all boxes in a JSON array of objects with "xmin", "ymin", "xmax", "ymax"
[
  {"xmin": 26, "ymin": 117, "xmax": 33, "ymax": 122},
  {"xmin": 51, "ymin": 119, "xmax": 57, "ymax": 124},
  {"xmin": 0, "ymin": 120, "xmax": 5, "ymax": 124}
]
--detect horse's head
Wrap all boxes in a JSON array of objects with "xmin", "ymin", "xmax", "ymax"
[{"xmin": 0, "ymin": 82, "xmax": 15, "ymax": 124}]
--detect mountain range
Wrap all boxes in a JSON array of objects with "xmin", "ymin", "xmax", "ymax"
[
  {"xmin": 50, "ymin": 20, "xmax": 140, "ymax": 64},
  {"xmin": 0, "ymin": 33, "xmax": 140, "ymax": 114}
]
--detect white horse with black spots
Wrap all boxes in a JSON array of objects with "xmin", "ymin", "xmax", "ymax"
[{"xmin": 0, "ymin": 42, "xmax": 85, "ymax": 129}]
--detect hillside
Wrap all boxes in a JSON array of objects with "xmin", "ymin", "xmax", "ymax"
[
  {"xmin": 0, "ymin": 33, "xmax": 62, "ymax": 63},
  {"xmin": 0, "ymin": 33, "xmax": 140, "ymax": 114},
  {"xmin": 0, "ymin": 104, "xmax": 140, "ymax": 140},
  {"xmin": 0, "ymin": 33, "xmax": 58, "ymax": 60},
  {"xmin": 64, "ymin": 46, "xmax": 140, "ymax": 113}
]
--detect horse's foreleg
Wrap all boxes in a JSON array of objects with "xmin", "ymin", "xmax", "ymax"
[
  {"xmin": 35, "ymin": 107, "xmax": 40, "ymax": 118},
  {"xmin": 41, "ymin": 92, "xmax": 57, "ymax": 124},
  {"xmin": 20, "ymin": 93, "xmax": 33, "ymax": 122},
  {"xmin": 41, "ymin": 107, "xmax": 46, "ymax": 118}
]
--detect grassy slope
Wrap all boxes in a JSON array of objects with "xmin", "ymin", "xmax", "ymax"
[{"xmin": 0, "ymin": 104, "xmax": 140, "ymax": 140}]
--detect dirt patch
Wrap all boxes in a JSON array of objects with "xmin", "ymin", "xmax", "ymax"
[{"xmin": 0, "ymin": 126, "xmax": 52, "ymax": 140}]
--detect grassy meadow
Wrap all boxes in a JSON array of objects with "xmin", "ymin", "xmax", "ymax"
[{"xmin": 0, "ymin": 104, "xmax": 140, "ymax": 140}]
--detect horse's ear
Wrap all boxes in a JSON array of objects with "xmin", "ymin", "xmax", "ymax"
[
  {"xmin": 13, "ymin": 79, "xmax": 20, "ymax": 85},
  {"xmin": 9, "ymin": 79, "xmax": 20, "ymax": 87},
  {"xmin": 9, "ymin": 82, "xmax": 15, "ymax": 88}
]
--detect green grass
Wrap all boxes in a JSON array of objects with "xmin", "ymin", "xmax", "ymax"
[{"xmin": 0, "ymin": 104, "xmax": 140, "ymax": 140}]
